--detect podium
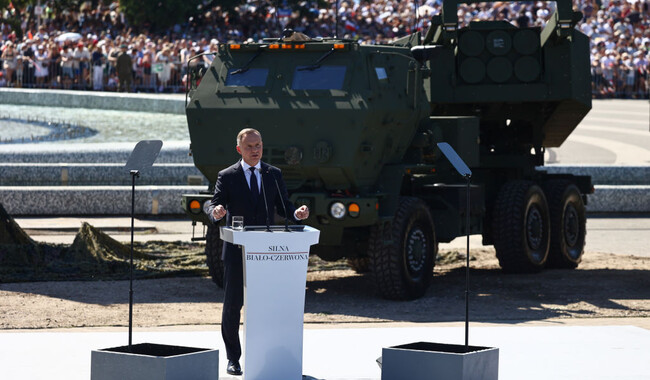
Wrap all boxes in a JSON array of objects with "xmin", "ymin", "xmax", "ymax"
[{"xmin": 221, "ymin": 226, "xmax": 320, "ymax": 380}]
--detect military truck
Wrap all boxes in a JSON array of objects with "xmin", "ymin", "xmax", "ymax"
[{"xmin": 182, "ymin": 0, "xmax": 593, "ymax": 300}]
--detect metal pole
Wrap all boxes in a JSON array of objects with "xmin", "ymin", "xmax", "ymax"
[
  {"xmin": 334, "ymin": 0, "xmax": 339, "ymax": 38},
  {"xmin": 465, "ymin": 174, "xmax": 471, "ymax": 349},
  {"xmin": 129, "ymin": 170, "xmax": 139, "ymax": 350}
]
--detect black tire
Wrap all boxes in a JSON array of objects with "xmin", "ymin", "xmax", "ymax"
[
  {"xmin": 493, "ymin": 181, "xmax": 550, "ymax": 273},
  {"xmin": 205, "ymin": 225, "xmax": 225, "ymax": 288},
  {"xmin": 368, "ymin": 197, "xmax": 437, "ymax": 300},
  {"xmin": 347, "ymin": 257, "xmax": 370, "ymax": 273},
  {"xmin": 544, "ymin": 180, "xmax": 586, "ymax": 269}
]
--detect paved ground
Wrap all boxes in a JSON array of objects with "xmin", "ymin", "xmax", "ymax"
[
  {"xmin": 15, "ymin": 213, "xmax": 650, "ymax": 256},
  {"xmin": 443, "ymin": 213, "xmax": 650, "ymax": 257},
  {"xmin": 546, "ymin": 100, "xmax": 650, "ymax": 165},
  {"xmin": 1, "ymin": 321, "xmax": 649, "ymax": 380},
  {"xmin": 3, "ymin": 99, "xmax": 649, "ymax": 380}
]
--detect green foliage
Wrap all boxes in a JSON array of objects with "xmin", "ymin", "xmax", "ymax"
[
  {"xmin": 217, "ymin": 0, "xmax": 242, "ymax": 11},
  {"xmin": 49, "ymin": 0, "xmax": 84, "ymax": 13},
  {"xmin": 118, "ymin": 0, "xmax": 203, "ymax": 32},
  {"xmin": 218, "ymin": 0, "xmax": 329, "ymax": 12},
  {"xmin": 0, "ymin": 0, "xmax": 35, "ymax": 11}
]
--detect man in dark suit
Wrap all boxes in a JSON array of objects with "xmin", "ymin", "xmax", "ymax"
[{"xmin": 208, "ymin": 128, "xmax": 309, "ymax": 376}]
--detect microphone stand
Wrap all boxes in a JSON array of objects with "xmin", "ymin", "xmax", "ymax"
[
  {"xmin": 259, "ymin": 168, "xmax": 271, "ymax": 232},
  {"xmin": 464, "ymin": 173, "xmax": 471, "ymax": 349},
  {"xmin": 272, "ymin": 171, "xmax": 291, "ymax": 232},
  {"xmin": 128, "ymin": 169, "xmax": 139, "ymax": 352}
]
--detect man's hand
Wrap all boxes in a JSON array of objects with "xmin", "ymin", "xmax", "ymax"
[
  {"xmin": 212, "ymin": 204, "xmax": 226, "ymax": 220},
  {"xmin": 295, "ymin": 205, "xmax": 309, "ymax": 220}
]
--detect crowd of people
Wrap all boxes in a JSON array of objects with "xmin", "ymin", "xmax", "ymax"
[{"xmin": 0, "ymin": 0, "xmax": 648, "ymax": 98}]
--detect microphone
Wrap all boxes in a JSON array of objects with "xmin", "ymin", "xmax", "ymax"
[
  {"xmin": 258, "ymin": 167, "xmax": 271, "ymax": 232},
  {"xmin": 270, "ymin": 169, "xmax": 291, "ymax": 232}
]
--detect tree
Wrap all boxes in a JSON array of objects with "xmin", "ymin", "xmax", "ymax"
[
  {"xmin": 0, "ymin": 0, "xmax": 33, "ymax": 40},
  {"xmin": 118, "ymin": 0, "xmax": 204, "ymax": 32},
  {"xmin": 216, "ymin": 0, "xmax": 328, "ymax": 12}
]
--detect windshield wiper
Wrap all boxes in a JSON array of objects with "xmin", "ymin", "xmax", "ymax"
[
  {"xmin": 230, "ymin": 49, "xmax": 263, "ymax": 75},
  {"xmin": 298, "ymin": 48, "xmax": 335, "ymax": 71}
]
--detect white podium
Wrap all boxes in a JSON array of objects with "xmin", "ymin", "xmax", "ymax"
[{"xmin": 220, "ymin": 226, "xmax": 320, "ymax": 380}]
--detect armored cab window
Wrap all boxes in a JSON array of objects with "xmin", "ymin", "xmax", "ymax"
[
  {"xmin": 375, "ymin": 67, "xmax": 388, "ymax": 82},
  {"xmin": 225, "ymin": 68, "xmax": 269, "ymax": 87},
  {"xmin": 292, "ymin": 65, "xmax": 347, "ymax": 90}
]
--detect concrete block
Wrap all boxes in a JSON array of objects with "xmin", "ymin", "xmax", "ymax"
[
  {"xmin": 0, "ymin": 88, "xmax": 185, "ymax": 114},
  {"xmin": 381, "ymin": 342, "xmax": 499, "ymax": 380},
  {"xmin": 587, "ymin": 185, "xmax": 650, "ymax": 213},
  {"xmin": 541, "ymin": 165, "xmax": 650, "ymax": 185},
  {"xmin": 0, "ymin": 163, "xmax": 206, "ymax": 186},
  {"xmin": 0, "ymin": 185, "xmax": 205, "ymax": 215},
  {"xmin": 0, "ymin": 141, "xmax": 193, "ymax": 164},
  {"xmin": 91, "ymin": 343, "xmax": 218, "ymax": 380}
]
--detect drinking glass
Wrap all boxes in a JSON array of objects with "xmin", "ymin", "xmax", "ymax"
[{"xmin": 232, "ymin": 216, "xmax": 244, "ymax": 230}]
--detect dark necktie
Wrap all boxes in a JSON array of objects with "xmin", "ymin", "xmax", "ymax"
[{"xmin": 249, "ymin": 167, "xmax": 259, "ymax": 202}]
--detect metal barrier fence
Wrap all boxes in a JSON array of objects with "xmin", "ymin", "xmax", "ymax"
[
  {"xmin": 0, "ymin": 58, "xmax": 196, "ymax": 93},
  {"xmin": 592, "ymin": 69, "xmax": 650, "ymax": 99},
  {"xmin": 1, "ymin": 57, "xmax": 649, "ymax": 99}
]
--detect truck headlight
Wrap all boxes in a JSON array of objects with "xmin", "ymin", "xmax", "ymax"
[{"xmin": 330, "ymin": 202, "xmax": 346, "ymax": 219}]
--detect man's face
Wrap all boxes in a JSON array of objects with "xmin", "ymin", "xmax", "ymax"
[{"xmin": 237, "ymin": 132, "xmax": 263, "ymax": 166}]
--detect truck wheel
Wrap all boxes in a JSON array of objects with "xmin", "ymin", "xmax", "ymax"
[
  {"xmin": 368, "ymin": 197, "xmax": 437, "ymax": 300},
  {"xmin": 544, "ymin": 180, "xmax": 586, "ymax": 268},
  {"xmin": 493, "ymin": 181, "xmax": 550, "ymax": 273},
  {"xmin": 205, "ymin": 225, "xmax": 224, "ymax": 288},
  {"xmin": 347, "ymin": 257, "xmax": 370, "ymax": 273}
]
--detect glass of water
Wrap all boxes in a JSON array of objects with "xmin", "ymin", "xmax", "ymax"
[{"xmin": 232, "ymin": 216, "xmax": 244, "ymax": 230}]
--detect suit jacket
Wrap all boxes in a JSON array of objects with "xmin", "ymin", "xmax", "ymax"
[{"xmin": 208, "ymin": 160, "xmax": 298, "ymax": 260}]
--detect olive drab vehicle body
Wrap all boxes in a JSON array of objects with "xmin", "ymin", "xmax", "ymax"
[{"xmin": 182, "ymin": 0, "xmax": 593, "ymax": 299}]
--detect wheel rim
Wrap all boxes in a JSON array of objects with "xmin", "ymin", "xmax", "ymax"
[
  {"xmin": 526, "ymin": 205, "xmax": 544, "ymax": 255},
  {"xmin": 564, "ymin": 203, "xmax": 580, "ymax": 248},
  {"xmin": 406, "ymin": 227, "xmax": 427, "ymax": 275}
]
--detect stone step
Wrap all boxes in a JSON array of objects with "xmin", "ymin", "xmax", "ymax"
[
  {"xmin": 0, "ymin": 88, "xmax": 185, "ymax": 114},
  {"xmin": 540, "ymin": 165, "xmax": 650, "ymax": 185},
  {"xmin": 0, "ymin": 185, "xmax": 205, "ymax": 215},
  {"xmin": 588, "ymin": 185, "xmax": 650, "ymax": 213},
  {"xmin": 0, "ymin": 141, "xmax": 193, "ymax": 163},
  {"xmin": 0, "ymin": 158, "xmax": 646, "ymax": 187},
  {"xmin": 0, "ymin": 185, "xmax": 646, "ymax": 215},
  {"xmin": 0, "ymin": 163, "xmax": 207, "ymax": 186}
]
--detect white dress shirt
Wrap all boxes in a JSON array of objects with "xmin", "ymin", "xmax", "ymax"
[
  {"xmin": 240, "ymin": 160, "xmax": 261, "ymax": 193},
  {"xmin": 240, "ymin": 160, "xmax": 301, "ymax": 220}
]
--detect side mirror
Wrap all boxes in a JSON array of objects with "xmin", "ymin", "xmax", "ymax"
[{"xmin": 411, "ymin": 45, "xmax": 444, "ymax": 64}]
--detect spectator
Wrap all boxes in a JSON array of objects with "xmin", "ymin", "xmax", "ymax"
[
  {"xmin": 91, "ymin": 43, "xmax": 105, "ymax": 91},
  {"xmin": 154, "ymin": 45, "xmax": 172, "ymax": 92},
  {"xmin": 48, "ymin": 43, "xmax": 61, "ymax": 88},
  {"xmin": 116, "ymin": 43, "xmax": 132, "ymax": 92},
  {"xmin": 0, "ymin": 1, "xmax": 647, "ymax": 97},
  {"xmin": 33, "ymin": 44, "xmax": 49, "ymax": 86},
  {"xmin": 74, "ymin": 42, "xmax": 91, "ymax": 89},
  {"xmin": 60, "ymin": 44, "xmax": 74, "ymax": 89},
  {"xmin": 140, "ymin": 41, "xmax": 155, "ymax": 90},
  {"xmin": 1, "ymin": 41, "xmax": 17, "ymax": 86}
]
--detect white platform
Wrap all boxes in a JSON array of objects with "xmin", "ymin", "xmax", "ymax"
[{"xmin": 1, "ymin": 324, "xmax": 649, "ymax": 379}]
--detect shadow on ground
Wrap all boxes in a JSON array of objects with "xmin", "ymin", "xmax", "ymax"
[
  {"xmin": 303, "ymin": 265, "xmax": 650, "ymax": 322},
  {"xmin": 2, "ymin": 252, "xmax": 648, "ymax": 324}
]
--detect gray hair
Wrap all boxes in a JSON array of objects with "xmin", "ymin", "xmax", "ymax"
[{"xmin": 236, "ymin": 128, "xmax": 261, "ymax": 146}]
